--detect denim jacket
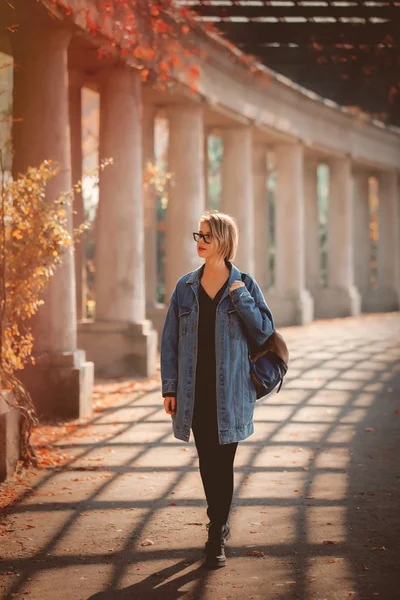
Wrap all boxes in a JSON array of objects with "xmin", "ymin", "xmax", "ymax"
[{"xmin": 160, "ymin": 260, "xmax": 274, "ymax": 444}]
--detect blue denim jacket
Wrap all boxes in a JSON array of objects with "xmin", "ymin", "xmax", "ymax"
[{"xmin": 160, "ymin": 260, "xmax": 274, "ymax": 444}]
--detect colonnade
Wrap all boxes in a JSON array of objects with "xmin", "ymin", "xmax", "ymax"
[
  {"xmin": 6, "ymin": 6, "xmax": 400, "ymax": 419},
  {"xmin": 144, "ymin": 108, "xmax": 399, "ymax": 327}
]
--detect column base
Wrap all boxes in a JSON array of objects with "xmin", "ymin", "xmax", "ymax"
[
  {"xmin": 313, "ymin": 285, "xmax": 361, "ymax": 319},
  {"xmin": 146, "ymin": 304, "xmax": 168, "ymax": 351},
  {"xmin": 78, "ymin": 319, "xmax": 158, "ymax": 378},
  {"xmin": 18, "ymin": 350, "xmax": 94, "ymax": 421},
  {"xmin": 0, "ymin": 391, "xmax": 20, "ymax": 482},
  {"xmin": 266, "ymin": 288, "xmax": 314, "ymax": 326},
  {"xmin": 362, "ymin": 287, "xmax": 400, "ymax": 313}
]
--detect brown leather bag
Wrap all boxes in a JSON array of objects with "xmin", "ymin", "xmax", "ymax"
[
  {"xmin": 250, "ymin": 330, "xmax": 289, "ymax": 365},
  {"xmin": 240, "ymin": 273, "xmax": 289, "ymax": 398}
]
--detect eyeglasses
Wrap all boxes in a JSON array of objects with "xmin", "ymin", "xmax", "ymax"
[{"xmin": 193, "ymin": 232, "xmax": 212, "ymax": 244}]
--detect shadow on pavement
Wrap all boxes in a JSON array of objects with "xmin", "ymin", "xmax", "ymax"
[
  {"xmin": 1, "ymin": 315, "xmax": 400, "ymax": 600},
  {"xmin": 88, "ymin": 560, "xmax": 208, "ymax": 600}
]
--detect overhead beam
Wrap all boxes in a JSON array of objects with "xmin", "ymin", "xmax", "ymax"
[
  {"xmin": 250, "ymin": 45, "xmax": 400, "ymax": 66},
  {"xmin": 192, "ymin": 4, "xmax": 400, "ymax": 20},
  {"xmin": 217, "ymin": 22, "xmax": 398, "ymax": 45}
]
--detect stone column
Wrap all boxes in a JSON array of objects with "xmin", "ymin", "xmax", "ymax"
[
  {"xmin": 317, "ymin": 157, "xmax": 360, "ymax": 317},
  {"xmin": 376, "ymin": 171, "xmax": 400, "ymax": 310},
  {"xmin": 96, "ymin": 68, "xmax": 145, "ymax": 321},
  {"xmin": 78, "ymin": 67, "xmax": 157, "ymax": 378},
  {"xmin": 221, "ymin": 127, "xmax": 254, "ymax": 273},
  {"xmin": 143, "ymin": 104, "xmax": 158, "ymax": 308},
  {"xmin": 267, "ymin": 143, "xmax": 313, "ymax": 325},
  {"xmin": 69, "ymin": 69, "xmax": 87, "ymax": 321},
  {"xmin": 165, "ymin": 104, "xmax": 205, "ymax": 298},
  {"xmin": 353, "ymin": 169, "xmax": 370, "ymax": 310},
  {"xmin": 204, "ymin": 131, "xmax": 210, "ymax": 210},
  {"xmin": 303, "ymin": 157, "xmax": 321, "ymax": 293},
  {"xmin": 12, "ymin": 21, "xmax": 93, "ymax": 419},
  {"xmin": 253, "ymin": 144, "xmax": 269, "ymax": 292}
]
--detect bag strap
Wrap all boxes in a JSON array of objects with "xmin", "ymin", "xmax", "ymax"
[
  {"xmin": 240, "ymin": 272, "xmax": 275, "ymax": 330},
  {"xmin": 241, "ymin": 275, "xmax": 288, "ymax": 391}
]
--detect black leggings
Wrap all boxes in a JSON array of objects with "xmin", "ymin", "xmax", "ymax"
[{"xmin": 192, "ymin": 421, "xmax": 238, "ymax": 527}]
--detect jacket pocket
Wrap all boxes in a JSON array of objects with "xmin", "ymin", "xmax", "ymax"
[{"xmin": 178, "ymin": 306, "xmax": 193, "ymax": 339}]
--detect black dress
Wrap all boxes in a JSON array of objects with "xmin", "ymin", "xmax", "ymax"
[
  {"xmin": 191, "ymin": 265, "xmax": 238, "ymax": 528},
  {"xmin": 192, "ymin": 269, "xmax": 229, "ymax": 431}
]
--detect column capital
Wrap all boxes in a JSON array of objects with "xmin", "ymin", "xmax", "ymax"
[
  {"xmin": 12, "ymin": 19, "xmax": 72, "ymax": 55},
  {"xmin": 252, "ymin": 143, "xmax": 267, "ymax": 173},
  {"xmin": 167, "ymin": 102, "xmax": 203, "ymax": 118},
  {"xmin": 379, "ymin": 169, "xmax": 399, "ymax": 186},
  {"xmin": 328, "ymin": 154, "xmax": 352, "ymax": 168},
  {"xmin": 352, "ymin": 165, "xmax": 370, "ymax": 178},
  {"xmin": 221, "ymin": 124, "xmax": 252, "ymax": 140},
  {"xmin": 98, "ymin": 65, "xmax": 141, "ymax": 94},
  {"xmin": 304, "ymin": 154, "xmax": 319, "ymax": 168},
  {"xmin": 69, "ymin": 69, "xmax": 85, "ymax": 89}
]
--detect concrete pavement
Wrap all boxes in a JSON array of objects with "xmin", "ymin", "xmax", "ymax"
[{"xmin": 1, "ymin": 313, "xmax": 400, "ymax": 600}]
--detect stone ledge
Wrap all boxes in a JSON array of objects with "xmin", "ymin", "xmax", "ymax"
[
  {"xmin": 362, "ymin": 287, "xmax": 400, "ymax": 314},
  {"xmin": 0, "ymin": 391, "xmax": 20, "ymax": 483},
  {"xmin": 267, "ymin": 288, "xmax": 314, "ymax": 327},
  {"xmin": 313, "ymin": 285, "xmax": 361, "ymax": 319},
  {"xmin": 78, "ymin": 319, "xmax": 158, "ymax": 378},
  {"xmin": 18, "ymin": 351, "xmax": 94, "ymax": 421}
]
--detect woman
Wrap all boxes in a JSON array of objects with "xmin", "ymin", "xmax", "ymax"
[{"xmin": 161, "ymin": 211, "xmax": 274, "ymax": 569}]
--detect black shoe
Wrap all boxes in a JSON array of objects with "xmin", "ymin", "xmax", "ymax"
[
  {"xmin": 204, "ymin": 523, "xmax": 230, "ymax": 569},
  {"xmin": 204, "ymin": 521, "xmax": 231, "ymax": 552}
]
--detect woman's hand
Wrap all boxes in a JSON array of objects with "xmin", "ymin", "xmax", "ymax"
[
  {"xmin": 229, "ymin": 280, "xmax": 245, "ymax": 294},
  {"xmin": 164, "ymin": 396, "xmax": 176, "ymax": 415}
]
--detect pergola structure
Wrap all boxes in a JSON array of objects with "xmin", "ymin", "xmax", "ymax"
[{"xmin": 185, "ymin": 1, "xmax": 400, "ymax": 126}]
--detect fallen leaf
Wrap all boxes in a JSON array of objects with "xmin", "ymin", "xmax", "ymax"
[
  {"xmin": 247, "ymin": 549, "xmax": 264, "ymax": 557},
  {"xmin": 371, "ymin": 546, "xmax": 386, "ymax": 551},
  {"xmin": 323, "ymin": 540, "xmax": 336, "ymax": 545},
  {"xmin": 141, "ymin": 539, "xmax": 154, "ymax": 546}
]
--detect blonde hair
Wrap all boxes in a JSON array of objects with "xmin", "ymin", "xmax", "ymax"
[{"xmin": 199, "ymin": 210, "xmax": 238, "ymax": 261}]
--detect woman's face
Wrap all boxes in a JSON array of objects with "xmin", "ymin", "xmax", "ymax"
[{"xmin": 196, "ymin": 220, "xmax": 220, "ymax": 261}]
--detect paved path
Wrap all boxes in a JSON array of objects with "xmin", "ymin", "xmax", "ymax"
[{"xmin": 1, "ymin": 313, "xmax": 400, "ymax": 600}]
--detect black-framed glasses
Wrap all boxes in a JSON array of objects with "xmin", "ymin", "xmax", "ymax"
[{"xmin": 193, "ymin": 232, "xmax": 212, "ymax": 244}]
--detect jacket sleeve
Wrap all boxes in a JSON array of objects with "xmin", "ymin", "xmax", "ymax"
[
  {"xmin": 229, "ymin": 275, "xmax": 274, "ymax": 347},
  {"xmin": 160, "ymin": 287, "xmax": 179, "ymax": 396}
]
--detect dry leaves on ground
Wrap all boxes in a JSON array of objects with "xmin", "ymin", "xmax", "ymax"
[{"xmin": 247, "ymin": 549, "xmax": 264, "ymax": 557}]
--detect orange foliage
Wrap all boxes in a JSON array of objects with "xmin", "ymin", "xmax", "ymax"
[
  {"xmin": 50, "ymin": 1, "xmax": 205, "ymax": 90},
  {"xmin": 0, "ymin": 158, "xmax": 110, "ymax": 467},
  {"xmin": 0, "ymin": 161, "xmax": 81, "ymax": 375}
]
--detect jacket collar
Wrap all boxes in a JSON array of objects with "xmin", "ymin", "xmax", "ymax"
[{"xmin": 186, "ymin": 260, "xmax": 243, "ymax": 303}]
